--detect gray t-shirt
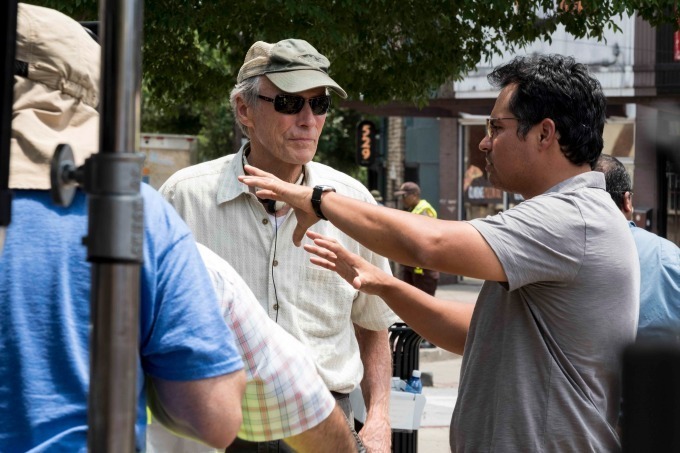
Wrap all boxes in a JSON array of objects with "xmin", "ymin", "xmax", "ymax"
[{"xmin": 451, "ymin": 172, "xmax": 639, "ymax": 452}]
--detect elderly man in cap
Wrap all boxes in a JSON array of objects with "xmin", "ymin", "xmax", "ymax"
[
  {"xmin": 394, "ymin": 182, "xmax": 439, "ymax": 297},
  {"xmin": 160, "ymin": 39, "xmax": 398, "ymax": 452}
]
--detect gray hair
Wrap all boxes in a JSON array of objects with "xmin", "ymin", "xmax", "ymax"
[
  {"xmin": 229, "ymin": 76, "xmax": 261, "ymax": 138},
  {"xmin": 593, "ymin": 154, "xmax": 632, "ymax": 211}
]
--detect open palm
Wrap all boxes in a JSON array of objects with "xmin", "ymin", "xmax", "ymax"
[{"xmin": 303, "ymin": 231, "xmax": 389, "ymax": 295}]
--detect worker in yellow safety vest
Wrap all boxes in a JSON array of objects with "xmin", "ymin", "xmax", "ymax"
[{"xmin": 394, "ymin": 182, "xmax": 440, "ymax": 297}]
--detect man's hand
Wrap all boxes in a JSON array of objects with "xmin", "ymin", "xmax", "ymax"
[
  {"xmin": 303, "ymin": 231, "xmax": 390, "ymax": 295},
  {"xmin": 284, "ymin": 404, "xmax": 363, "ymax": 453},
  {"xmin": 239, "ymin": 164, "xmax": 318, "ymax": 246},
  {"xmin": 359, "ymin": 412, "xmax": 392, "ymax": 453}
]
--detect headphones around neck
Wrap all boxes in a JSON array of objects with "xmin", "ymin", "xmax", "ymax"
[{"xmin": 265, "ymin": 198, "xmax": 286, "ymax": 214}]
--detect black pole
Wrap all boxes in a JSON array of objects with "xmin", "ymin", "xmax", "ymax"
[
  {"xmin": 0, "ymin": 0, "xmax": 18, "ymax": 252},
  {"xmin": 86, "ymin": 0, "xmax": 144, "ymax": 450}
]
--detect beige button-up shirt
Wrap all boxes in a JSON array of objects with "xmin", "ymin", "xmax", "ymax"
[{"xmin": 160, "ymin": 144, "xmax": 398, "ymax": 393}]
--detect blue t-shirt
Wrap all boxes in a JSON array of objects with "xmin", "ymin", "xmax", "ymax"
[
  {"xmin": 0, "ymin": 185, "xmax": 243, "ymax": 452},
  {"xmin": 630, "ymin": 222, "xmax": 680, "ymax": 342}
]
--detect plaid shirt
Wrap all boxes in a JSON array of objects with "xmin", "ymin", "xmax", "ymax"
[{"xmin": 146, "ymin": 244, "xmax": 335, "ymax": 451}]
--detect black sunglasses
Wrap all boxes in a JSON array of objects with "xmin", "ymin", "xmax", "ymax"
[{"xmin": 258, "ymin": 94, "xmax": 331, "ymax": 115}]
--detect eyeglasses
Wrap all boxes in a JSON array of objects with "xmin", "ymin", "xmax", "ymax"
[
  {"xmin": 485, "ymin": 117, "xmax": 519, "ymax": 138},
  {"xmin": 258, "ymin": 94, "xmax": 331, "ymax": 115}
]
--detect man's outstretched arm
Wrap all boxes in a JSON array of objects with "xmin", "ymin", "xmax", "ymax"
[{"xmin": 239, "ymin": 165, "xmax": 505, "ymax": 282}]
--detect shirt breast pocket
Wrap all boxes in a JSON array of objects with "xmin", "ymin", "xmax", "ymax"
[{"xmin": 296, "ymin": 266, "xmax": 356, "ymax": 339}]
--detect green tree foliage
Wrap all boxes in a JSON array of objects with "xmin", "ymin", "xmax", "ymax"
[
  {"xmin": 27, "ymin": 0, "xmax": 680, "ymax": 106},
  {"xmin": 141, "ymin": 80, "xmax": 370, "ymax": 180},
  {"xmin": 25, "ymin": 0, "xmax": 680, "ymax": 175}
]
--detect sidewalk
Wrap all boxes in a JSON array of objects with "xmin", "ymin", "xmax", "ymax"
[{"xmin": 413, "ymin": 279, "xmax": 482, "ymax": 452}]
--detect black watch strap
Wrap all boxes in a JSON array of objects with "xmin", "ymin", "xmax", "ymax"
[{"xmin": 311, "ymin": 185, "xmax": 336, "ymax": 220}]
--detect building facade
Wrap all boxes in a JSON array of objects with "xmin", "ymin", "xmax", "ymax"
[{"xmin": 348, "ymin": 13, "xmax": 680, "ymax": 266}]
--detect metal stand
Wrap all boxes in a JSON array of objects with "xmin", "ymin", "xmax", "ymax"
[
  {"xmin": 49, "ymin": 0, "xmax": 145, "ymax": 450},
  {"xmin": 52, "ymin": 146, "xmax": 144, "ymax": 452},
  {"xmin": 88, "ymin": 0, "xmax": 144, "ymax": 449}
]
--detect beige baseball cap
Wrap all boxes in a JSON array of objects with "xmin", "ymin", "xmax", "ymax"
[
  {"xmin": 237, "ymin": 39, "xmax": 347, "ymax": 98},
  {"xmin": 10, "ymin": 3, "xmax": 100, "ymax": 190}
]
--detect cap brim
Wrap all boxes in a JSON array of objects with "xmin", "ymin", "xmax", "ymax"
[
  {"xmin": 394, "ymin": 191, "xmax": 407, "ymax": 196},
  {"xmin": 266, "ymin": 70, "xmax": 347, "ymax": 98}
]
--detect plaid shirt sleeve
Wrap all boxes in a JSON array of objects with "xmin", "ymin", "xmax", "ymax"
[{"xmin": 198, "ymin": 244, "xmax": 335, "ymax": 441}]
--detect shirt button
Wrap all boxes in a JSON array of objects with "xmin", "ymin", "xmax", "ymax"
[
  {"xmin": 273, "ymin": 304, "xmax": 279, "ymax": 310},
  {"xmin": 262, "ymin": 218, "xmax": 269, "ymax": 225},
  {"xmin": 273, "ymin": 260, "xmax": 279, "ymax": 266}
]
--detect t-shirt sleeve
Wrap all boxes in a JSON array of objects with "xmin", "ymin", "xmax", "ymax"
[
  {"xmin": 139, "ymin": 185, "xmax": 243, "ymax": 381},
  {"xmin": 468, "ymin": 194, "xmax": 586, "ymax": 291}
]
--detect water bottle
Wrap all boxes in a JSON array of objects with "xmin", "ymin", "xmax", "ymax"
[{"xmin": 405, "ymin": 369, "xmax": 423, "ymax": 394}]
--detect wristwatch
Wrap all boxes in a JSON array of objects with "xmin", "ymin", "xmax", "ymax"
[{"xmin": 311, "ymin": 185, "xmax": 336, "ymax": 220}]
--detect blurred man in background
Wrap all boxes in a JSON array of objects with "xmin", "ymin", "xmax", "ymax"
[
  {"xmin": 595, "ymin": 154, "xmax": 680, "ymax": 343},
  {"xmin": 394, "ymin": 182, "xmax": 439, "ymax": 297}
]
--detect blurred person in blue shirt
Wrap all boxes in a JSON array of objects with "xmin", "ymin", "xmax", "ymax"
[
  {"xmin": 595, "ymin": 154, "xmax": 680, "ymax": 343},
  {"xmin": 0, "ymin": 4, "xmax": 246, "ymax": 451}
]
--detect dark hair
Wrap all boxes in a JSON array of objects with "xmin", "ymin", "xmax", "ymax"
[
  {"xmin": 593, "ymin": 154, "xmax": 632, "ymax": 210},
  {"xmin": 487, "ymin": 54, "xmax": 606, "ymax": 167}
]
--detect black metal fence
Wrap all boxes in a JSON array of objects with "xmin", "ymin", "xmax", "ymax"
[{"xmin": 389, "ymin": 323, "xmax": 424, "ymax": 453}]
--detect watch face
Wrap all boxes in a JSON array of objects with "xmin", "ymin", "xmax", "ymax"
[{"xmin": 313, "ymin": 185, "xmax": 334, "ymax": 200}]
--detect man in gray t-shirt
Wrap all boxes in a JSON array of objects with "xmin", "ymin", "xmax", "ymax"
[
  {"xmin": 457, "ymin": 174, "xmax": 638, "ymax": 451},
  {"xmin": 237, "ymin": 54, "xmax": 640, "ymax": 452}
]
